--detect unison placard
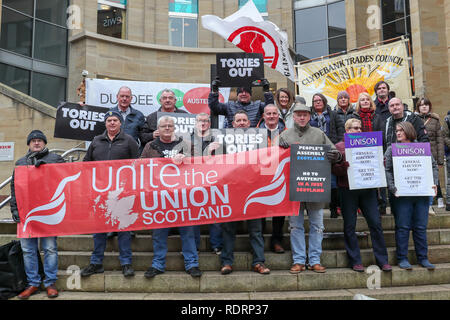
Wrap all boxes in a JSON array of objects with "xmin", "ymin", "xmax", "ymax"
[
  {"xmin": 289, "ymin": 144, "xmax": 331, "ymax": 202},
  {"xmin": 344, "ymin": 131, "xmax": 386, "ymax": 190}
]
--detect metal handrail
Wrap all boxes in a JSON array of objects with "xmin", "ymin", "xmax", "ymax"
[{"xmin": 0, "ymin": 146, "xmax": 87, "ymax": 210}]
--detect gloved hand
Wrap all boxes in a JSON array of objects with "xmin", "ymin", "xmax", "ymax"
[
  {"xmin": 326, "ymin": 149, "xmax": 342, "ymax": 163},
  {"xmin": 11, "ymin": 210, "xmax": 20, "ymax": 223},
  {"xmin": 35, "ymin": 159, "xmax": 47, "ymax": 167},
  {"xmin": 278, "ymin": 138, "xmax": 290, "ymax": 149},
  {"xmin": 211, "ymin": 78, "xmax": 221, "ymax": 93},
  {"xmin": 261, "ymin": 78, "xmax": 270, "ymax": 92}
]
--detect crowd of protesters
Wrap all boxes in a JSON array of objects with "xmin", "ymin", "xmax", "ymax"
[{"xmin": 10, "ymin": 80, "xmax": 448, "ymax": 299}]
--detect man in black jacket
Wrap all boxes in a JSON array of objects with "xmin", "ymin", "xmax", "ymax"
[
  {"xmin": 80, "ymin": 111, "xmax": 139, "ymax": 279},
  {"xmin": 10, "ymin": 130, "xmax": 65, "ymax": 299}
]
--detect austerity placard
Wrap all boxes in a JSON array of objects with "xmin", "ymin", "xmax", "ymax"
[
  {"xmin": 289, "ymin": 144, "xmax": 331, "ymax": 202},
  {"xmin": 345, "ymin": 131, "xmax": 386, "ymax": 190},
  {"xmin": 54, "ymin": 102, "xmax": 109, "ymax": 141},
  {"xmin": 216, "ymin": 52, "xmax": 264, "ymax": 87},
  {"xmin": 392, "ymin": 143, "xmax": 435, "ymax": 196}
]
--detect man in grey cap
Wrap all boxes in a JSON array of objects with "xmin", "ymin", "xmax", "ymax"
[{"xmin": 277, "ymin": 101, "xmax": 342, "ymax": 274}]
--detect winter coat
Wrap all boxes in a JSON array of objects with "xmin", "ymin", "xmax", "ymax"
[
  {"xmin": 208, "ymin": 91, "xmax": 274, "ymax": 128},
  {"xmin": 335, "ymin": 104, "xmax": 356, "ymax": 127},
  {"xmin": 110, "ymin": 106, "xmax": 146, "ymax": 145},
  {"xmin": 383, "ymin": 110, "xmax": 429, "ymax": 151},
  {"xmin": 84, "ymin": 129, "xmax": 139, "ymax": 161},
  {"xmin": 10, "ymin": 148, "xmax": 65, "ymax": 213},
  {"xmin": 278, "ymin": 123, "xmax": 337, "ymax": 211},
  {"xmin": 415, "ymin": 112, "xmax": 444, "ymax": 165},
  {"xmin": 257, "ymin": 117, "xmax": 286, "ymax": 147},
  {"xmin": 442, "ymin": 112, "xmax": 450, "ymax": 156}
]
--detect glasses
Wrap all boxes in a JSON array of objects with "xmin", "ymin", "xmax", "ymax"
[
  {"xmin": 159, "ymin": 124, "xmax": 174, "ymax": 128},
  {"xmin": 197, "ymin": 119, "xmax": 210, "ymax": 123},
  {"xmin": 313, "ymin": 100, "xmax": 322, "ymax": 103},
  {"xmin": 161, "ymin": 96, "xmax": 175, "ymax": 100},
  {"xmin": 351, "ymin": 126, "xmax": 362, "ymax": 130}
]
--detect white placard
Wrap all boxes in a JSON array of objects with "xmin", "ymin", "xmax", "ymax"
[{"xmin": 0, "ymin": 142, "xmax": 14, "ymax": 161}]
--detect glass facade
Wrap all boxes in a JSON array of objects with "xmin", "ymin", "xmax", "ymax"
[
  {"xmin": 293, "ymin": 0, "xmax": 346, "ymax": 62},
  {"xmin": 0, "ymin": 0, "xmax": 68, "ymax": 107},
  {"xmin": 238, "ymin": 0, "xmax": 268, "ymax": 14},
  {"xmin": 169, "ymin": 0, "xmax": 198, "ymax": 48},
  {"xmin": 97, "ymin": 2, "xmax": 127, "ymax": 39}
]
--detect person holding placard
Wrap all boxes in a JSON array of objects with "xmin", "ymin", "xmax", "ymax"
[
  {"xmin": 414, "ymin": 97, "xmax": 445, "ymax": 214},
  {"xmin": 332, "ymin": 119, "xmax": 391, "ymax": 273},
  {"xmin": 384, "ymin": 122, "xmax": 438, "ymax": 270}
]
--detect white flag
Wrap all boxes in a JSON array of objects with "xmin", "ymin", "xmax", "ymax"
[{"xmin": 201, "ymin": 0, "xmax": 296, "ymax": 82}]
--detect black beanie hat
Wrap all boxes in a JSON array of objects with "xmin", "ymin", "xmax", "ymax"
[
  {"xmin": 27, "ymin": 130, "xmax": 47, "ymax": 145},
  {"xmin": 104, "ymin": 110, "xmax": 123, "ymax": 123}
]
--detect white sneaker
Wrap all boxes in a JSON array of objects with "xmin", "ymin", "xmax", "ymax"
[
  {"xmin": 429, "ymin": 207, "xmax": 436, "ymax": 215},
  {"xmin": 438, "ymin": 198, "xmax": 444, "ymax": 208}
]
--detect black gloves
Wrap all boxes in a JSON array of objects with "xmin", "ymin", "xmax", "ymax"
[
  {"xmin": 326, "ymin": 150, "xmax": 342, "ymax": 163},
  {"xmin": 12, "ymin": 210, "xmax": 20, "ymax": 223},
  {"xmin": 211, "ymin": 78, "xmax": 221, "ymax": 93},
  {"xmin": 35, "ymin": 159, "xmax": 47, "ymax": 167},
  {"xmin": 261, "ymin": 78, "xmax": 270, "ymax": 92}
]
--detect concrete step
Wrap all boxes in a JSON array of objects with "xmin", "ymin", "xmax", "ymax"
[
  {"xmin": 54, "ymin": 244, "xmax": 450, "ymax": 272},
  {"xmin": 48, "ymin": 263, "xmax": 450, "ymax": 294},
  {"xmin": 2, "ymin": 228, "xmax": 450, "ymax": 252},
  {"xmin": 10, "ymin": 283, "xmax": 450, "ymax": 300}
]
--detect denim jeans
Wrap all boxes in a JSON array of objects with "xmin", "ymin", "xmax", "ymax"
[
  {"xmin": 20, "ymin": 237, "xmax": 58, "ymax": 288},
  {"xmin": 289, "ymin": 206, "xmax": 324, "ymax": 266},
  {"xmin": 194, "ymin": 223, "xmax": 223, "ymax": 250},
  {"xmin": 340, "ymin": 188, "xmax": 389, "ymax": 266},
  {"xmin": 392, "ymin": 196, "xmax": 429, "ymax": 262},
  {"xmin": 220, "ymin": 219, "xmax": 265, "ymax": 267},
  {"xmin": 152, "ymin": 226, "xmax": 198, "ymax": 271},
  {"xmin": 91, "ymin": 232, "xmax": 132, "ymax": 266}
]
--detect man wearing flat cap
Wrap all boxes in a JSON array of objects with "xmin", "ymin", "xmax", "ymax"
[
  {"xmin": 10, "ymin": 130, "xmax": 65, "ymax": 299},
  {"xmin": 80, "ymin": 110, "xmax": 139, "ymax": 279},
  {"xmin": 208, "ymin": 79, "xmax": 274, "ymax": 128},
  {"xmin": 276, "ymin": 101, "xmax": 342, "ymax": 275}
]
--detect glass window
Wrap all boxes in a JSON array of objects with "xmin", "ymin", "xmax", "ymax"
[
  {"xmin": 97, "ymin": 4, "xmax": 127, "ymax": 39},
  {"xmin": 169, "ymin": 0, "xmax": 198, "ymax": 14},
  {"xmin": 238, "ymin": 0, "xmax": 267, "ymax": 14},
  {"xmin": 2, "ymin": 0, "xmax": 33, "ymax": 16},
  {"xmin": 31, "ymin": 72, "xmax": 66, "ymax": 107},
  {"xmin": 34, "ymin": 21, "xmax": 68, "ymax": 65},
  {"xmin": 0, "ymin": 7, "xmax": 33, "ymax": 57},
  {"xmin": 36, "ymin": 0, "xmax": 69, "ymax": 27},
  {"xmin": 294, "ymin": 0, "xmax": 346, "ymax": 62},
  {"xmin": 183, "ymin": 18, "xmax": 198, "ymax": 48},
  {"xmin": 0, "ymin": 63, "xmax": 30, "ymax": 95}
]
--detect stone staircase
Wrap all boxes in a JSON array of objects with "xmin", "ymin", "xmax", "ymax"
[{"xmin": 2, "ymin": 205, "xmax": 450, "ymax": 300}]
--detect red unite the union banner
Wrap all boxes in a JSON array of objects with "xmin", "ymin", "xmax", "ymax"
[{"xmin": 14, "ymin": 147, "xmax": 299, "ymax": 238}]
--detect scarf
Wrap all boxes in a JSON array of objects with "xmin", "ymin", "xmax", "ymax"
[{"xmin": 359, "ymin": 108, "xmax": 374, "ymax": 132}]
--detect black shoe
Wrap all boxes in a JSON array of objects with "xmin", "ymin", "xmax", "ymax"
[
  {"xmin": 379, "ymin": 206, "xmax": 387, "ymax": 215},
  {"xmin": 107, "ymin": 232, "xmax": 117, "ymax": 239},
  {"xmin": 80, "ymin": 264, "xmax": 104, "ymax": 277},
  {"xmin": 122, "ymin": 264, "xmax": 135, "ymax": 277},
  {"xmin": 330, "ymin": 209, "xmax": 338, "ymax": 218},
  {"xmin": 144, "ymin": 267, "xmax": 164, "ymax": 278},
  {"xmin": 186, "ymin": 267, "xmax": 203, "ymax": 278},
  {"xmin": 130, "ymin": 231, "xmax": 136, "ymax": 238}
]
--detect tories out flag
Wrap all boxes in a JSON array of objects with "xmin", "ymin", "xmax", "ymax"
[
  {"xmin": 14, "ymin": 147, "xmax": 299, "ymax": 238},
  {"xmin": 201, "ymin": 0, "xmax": 296, "ymax": 82}
]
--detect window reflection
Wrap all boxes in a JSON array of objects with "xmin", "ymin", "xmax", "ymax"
[{"xmin": 0, "ymin": 7, "xmax": 33, "ymax": 57}]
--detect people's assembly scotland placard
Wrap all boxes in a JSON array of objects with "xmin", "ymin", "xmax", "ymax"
[
  {"xmin": 289, "ymin": 144, "xmax": 331, "ymax": 202},
  {"xmin": 392, "ymin": 143, "xmax": 435, "ymax": 196},
  {"xmin": 216, "ymin": 52, "xmax": 264, "ymax": 87},
  {"xmin": 54, "ymin": 102, "xmax": 109, "ymax": 141},
  {"xmin": 345, "ymin": 131, "xmax": 386, "ymax": 190}
]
